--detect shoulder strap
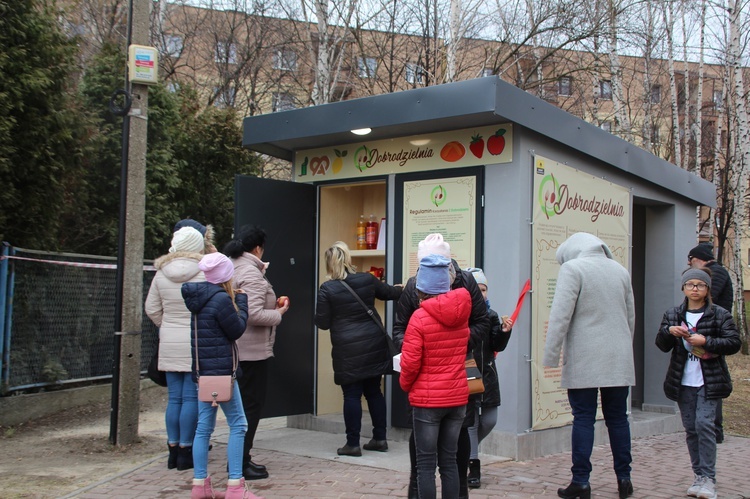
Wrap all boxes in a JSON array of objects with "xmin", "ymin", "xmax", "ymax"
[{"xmin": 339, "ymin": 279, "xmax": 386, "ymax": 335}]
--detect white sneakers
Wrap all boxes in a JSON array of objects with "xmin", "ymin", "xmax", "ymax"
[{"xmin": 687, "ymin": 475, "xmax": 717, "ymax": 499}]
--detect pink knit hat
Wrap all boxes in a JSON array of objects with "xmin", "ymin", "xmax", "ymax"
[
  {"xmin": 417, "ymin": 233, "xmax": 451, "ymax": 261},
  {"xmin": 198, "ymin": 253, "xmax": 234, "ymax": 284}
]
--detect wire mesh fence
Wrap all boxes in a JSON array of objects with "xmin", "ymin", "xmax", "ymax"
[{"xmin": 0, "ymin": 245, "xmax": 158, "ymax": 393}]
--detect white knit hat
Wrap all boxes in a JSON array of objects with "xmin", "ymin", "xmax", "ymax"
[
  {"xmin": 417, "ymin": 233, "xmax": 451, "ymax": 261},
  {"xmin": 169, "ymin": 227, "xmax": 205, "ymax": 254},
  {"xmin": 467, "ymin": 267, "xmax": 487, "ymax": 287}
]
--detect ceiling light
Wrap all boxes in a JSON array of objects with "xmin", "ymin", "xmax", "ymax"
[
  {"xmin": 410, "ymin": 139, "xmax": 430, "ymax": 146},
  {"xmin": 351, "ymin": 128, "xmax": 372, "ymax": 135}
]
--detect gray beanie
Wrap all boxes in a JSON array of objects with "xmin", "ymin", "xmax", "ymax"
[{"xmin": 681, "ymin": 268, "xmax": 711, "ymax": 289}]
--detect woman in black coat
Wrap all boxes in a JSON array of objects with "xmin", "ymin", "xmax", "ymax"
[{"xmin": 314, "ymin": 241, "xmax": 402, "ymax": 457}]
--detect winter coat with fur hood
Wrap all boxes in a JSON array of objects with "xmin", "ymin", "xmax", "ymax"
[
  {"xmin": 655, "ymin": 300, "xmax": 740, "ymax": 401},
  {"xmin": 181, "ymin": 282, "xmax": 248, "ymax": 380},
  {"xmin": 543, "ymin": 232, "xmax": 636, "ymax": 389},
  {"xmin": 145, "ymin": 251, "xmax": 205, "ymax": 372},
  {"xmin": 400, "ymin": 288, "xmax": 472, "ymax": 408}
]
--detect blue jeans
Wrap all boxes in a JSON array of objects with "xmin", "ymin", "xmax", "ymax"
[
  {"xmin": 567, "ymin": 386, "xmax": 632, "ymax": 484},
  {"xmin": 193, "ymin": 382, "xmax": 247, "ymax": 480},
  {"xmin": 678, "ymin": 385, "xmax": 718, "ymax": 479},
  {"xmin": 412, "ymin": 405, "xmax": 466, "ymax": 499},
  {"xmin": 341, "ymin": 376, "xmax": 387, "ymax": 447},
  {"xmin": 165, "ymin": 371, "xmax": 198, "ymax": 447}
]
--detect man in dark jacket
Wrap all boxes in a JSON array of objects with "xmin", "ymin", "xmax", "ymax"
[
  {"xmin": 393, "ymin": 234, "xmax": 490, "ymax": 499},
  {"xmin": 688, "ymin": 243, "xmax": 734, "ymax": 443}
]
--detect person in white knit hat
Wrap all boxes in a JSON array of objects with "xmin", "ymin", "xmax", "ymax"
[
  {"xmin": 394, "ymin": 233, "xmax": 490, "ymax": 499},
  {"xmin": 145, "ymin": 226, "xmax": 207, "ymax": 471}
]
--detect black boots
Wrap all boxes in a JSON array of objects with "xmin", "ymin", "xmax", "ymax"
[
  {"xmin": 243, "ymin": 455, "xmax": 269, "ymax": 480},
  {"xmin": 617, "ymin": 479, "xmax": 634, "ymax": 498},
  {"xmin": 467, "ymin": 458, "xmax": 481, "ymax": 488},
  {"xmin": 167, "ymin": 445, "xmax": 178, "ymax": 469},
  {"xmin": 336, "ymin": 444, "xmax": 362, "ymax": 456},
  {"xmin": 362, "ymin": 439, "xmax": 388, "ymax": 452},
  {"xmin": 557, "ymin": 482, "xmax": 591, "ymax": 499},
  {"xmin": 176, "ymin": 446, "xmax": 193, "ymax": 471}
]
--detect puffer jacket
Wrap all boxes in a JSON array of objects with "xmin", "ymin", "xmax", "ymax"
[
  {"xmin": 705, "ymin": 261, "xmax": 733, "ymax": 312},
  {"xmin": 655, "ymin": 299, "xmax": 741, "ymax": 401},
  {"xmin": 145, "ymin": 251, "xmax": 205, "ymax": 372},
  {"xmin": 181, "ymin": 282, "xmax": 248, "ymax": 381},
  {"xmin": 471, "ymin": 307, "xmax": 512, "ymax": 408},
  {"xmin": 400, "ymin": 288, "xmax": 472, "ymax": 408},
  {"xmin": 315, "ymin": 272, "xmax": 402, "ymax": 385},
  {"xmin": 232, "ymin": 252, "xmax": 282, "ymax": 361},
  {"xmin": 393, "ymin": 260, "xmax": 489, "ymax": 351}
]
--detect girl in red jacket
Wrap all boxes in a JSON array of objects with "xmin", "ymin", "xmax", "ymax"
[{"xmin": 400, "ymin": 254, "xmax": 472, "ymax": 499}]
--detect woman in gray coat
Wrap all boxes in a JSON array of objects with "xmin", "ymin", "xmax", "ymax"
[{"xmin": 543, "ymin": 232, "xmax": 635, "ymax": 499}]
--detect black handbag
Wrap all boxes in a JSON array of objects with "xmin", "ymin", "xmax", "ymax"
[
  {"xmin": 339, "ymin": 280, "xmax": 399, "ymax": 363},
  {"xmin": 147, "ymin": 339, "xmax": 168, "ymax": 387}
]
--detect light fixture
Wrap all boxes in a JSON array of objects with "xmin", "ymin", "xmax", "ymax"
[
  {"xmin": 351, "ymin": 128, "xmax": 372, "ymax": 136},
  {"xmin": 410, "ymin": 139, "xmax": 431, "ymax": 146}
]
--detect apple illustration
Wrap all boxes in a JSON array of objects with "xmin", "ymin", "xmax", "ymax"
[
  {"xmin": 277, "ymin": 296, "xmax": 290, "ymax": 308},
  {"xmin": 487, "ymin": 128, "xmax": 506, "ymax": 155}
]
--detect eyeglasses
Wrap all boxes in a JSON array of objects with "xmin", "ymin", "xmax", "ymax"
[{"xmin": 684, "ymin": 283, "xmax": 708, "ymax": 291}]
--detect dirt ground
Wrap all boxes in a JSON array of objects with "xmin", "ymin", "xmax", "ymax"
[
  {"xmin": 0, "ymin": 354, "xmax": 748, "ymax": 499},
  {"xmin": 0, "ymin": 384, "xmax": 169, "ymax": 499}
]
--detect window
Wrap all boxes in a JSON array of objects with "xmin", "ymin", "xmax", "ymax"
[
  {"xmin": 558, "ymin": 76, "xmax": 571, "ymax": 96},
  {"xmin": 216, "ymin": 41, "xmax": 237, "ymax": 65},
  {"xmin": 481, "ymin": 68, "xmax": 494, "ymax": 77},
  {"xmin": 405, "ymin": 63, "xmax": 425, "ymax": 84},
  {"xmin": 650, "ymin": 84, "xmax": 661, "ymax": 104},
  {"xmin": 165, "ymin": 35, "xmax": 183, "ymax": 58},
  {"xmin": 357, "ymin": 57, "xmax": 377, "ymax": 78},
  {"xmin": 213, "ymin": 86, "xmax": 236, "ymax": 108},
  {"xmin": 273, "ymin": 50, "xmax": 297, "ymax": 71},
  {"xmin": 599, "ymin": 80, "xmax": 612, "ymax": 100},
  {"xmin": 166, "ymin": 81, "xmax": 180, "ymax": 93},
  {"xmin": 713, "ymin": 90, "xmax": 723, "ymax": 110},
  {"xmin": 272, "ymin": 92, "xmax": 296, "ymax": 112},
  {"xmin": 600, "ymin": 121, "xmax": 612, "ymax": 133}
]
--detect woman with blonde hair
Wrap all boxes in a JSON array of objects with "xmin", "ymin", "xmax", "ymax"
[
  {"xmin": 182, "ymin": 253, "xmax": 262, "ymax": 499},
  {"xmin": 314, "ymin": 241, "xmax": 402, "ymax": 456}
]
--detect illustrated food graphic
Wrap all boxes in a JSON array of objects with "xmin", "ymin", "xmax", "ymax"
[
  {"xmin": 332, "ymin": 149, "xmax": 347, "ymax": 174},
  {"xmin": 487, "ymin": 129, "xmax": 506, "ymax": 155},
  {"xmin": 309, "ymin": 156, "xmax": 330, "ymax": 176},
  {"xmin": 355, "ymin": 145, "xmax": 372, "ymax": 171},
  {"xmin": 469, "ymin": 134, "xmax": 484, "ymax": 158},
  {"xmin": 440, "ymin": 141, "xmax": 465, "ymax": 162}
]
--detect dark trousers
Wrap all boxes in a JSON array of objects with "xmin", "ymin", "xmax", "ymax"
[
  {"xmin": 238, "ymin": 359, "xmax": 268, "ymax": 464},
  {"xmin": 567, "ymin": 386, "xmax": 632, "ymax": 484},
  {"xmin": 341, "ymin": 376, "xmax": 388, "ymax": 447},
  {"xmin": 410, "ymin": 421, "xmax": 471, "ymax": 497}
]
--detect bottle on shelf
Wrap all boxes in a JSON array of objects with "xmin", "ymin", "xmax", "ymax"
[
  {"xmin": 356, "ymin": 215, "xmax": 367, "ymax": 250},
  {"xmin": 366, "ymin": 214, "xmax": 379, "ymax": 250}
]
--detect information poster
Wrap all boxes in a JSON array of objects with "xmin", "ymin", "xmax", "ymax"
[
  {"xmin": 402, "ymin": 176, "xmax": 476, "ymax": 282},
  {"xmin": 531, "ymin": 155, "xmax": 631, "ymax": 430}
]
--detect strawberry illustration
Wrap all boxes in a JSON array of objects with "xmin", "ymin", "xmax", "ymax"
[
  {"xmin": 487, "ymin": 128, "xmax": 506, "ymax": 155},
  {"xmin": 469, "ymin": 134, "xmax": 484, "ymax": 158}
]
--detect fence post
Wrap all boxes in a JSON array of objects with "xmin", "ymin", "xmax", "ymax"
[{"xmin": 0, "ymin": 243, "xmax": 14, "ymax": 389}]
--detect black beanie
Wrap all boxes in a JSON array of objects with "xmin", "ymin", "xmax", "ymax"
[{"xmin": 688, "ymin": 244, "xmax": 714, "ymax": 262}]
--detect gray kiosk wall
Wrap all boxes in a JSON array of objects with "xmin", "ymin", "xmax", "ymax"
[{"xmin": 240, "ymin": 77, "xmax": 715, "ymax": 460}]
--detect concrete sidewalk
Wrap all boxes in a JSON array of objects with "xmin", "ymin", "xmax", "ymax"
[{"xmin": 63, "ymin": 421, "xmax": 750, "ymax": 499}]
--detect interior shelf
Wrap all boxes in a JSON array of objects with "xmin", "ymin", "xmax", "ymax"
[{"xmin": 350, "ymin": 249, "xmax": 385, "ymax": 257}]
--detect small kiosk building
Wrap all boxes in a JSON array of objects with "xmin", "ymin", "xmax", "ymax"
[{"xmin": 238, "ymin": 76, "xmax": 715, "ymax": 460}]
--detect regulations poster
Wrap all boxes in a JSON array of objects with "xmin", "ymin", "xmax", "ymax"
[
  {"xmin": 402, "ymin": 176, "xmax": 476, "ymax": 282},
  {"xmin": 531, "ymin": 155, "xmax": 631, "ymax": 430}
]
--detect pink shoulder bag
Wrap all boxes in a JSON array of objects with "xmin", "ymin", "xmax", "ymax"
[{"xmin": 194, "ymin": 317, "xmax": 237, "ymax": 407}]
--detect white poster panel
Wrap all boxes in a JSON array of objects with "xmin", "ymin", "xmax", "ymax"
[
  {"xmin": 531, "ymin": 155, "xmax": 631, "ymax": 430},
  {"xmin": 402, "ymin": 176, "xmax": 476, "ymax": 282}
]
